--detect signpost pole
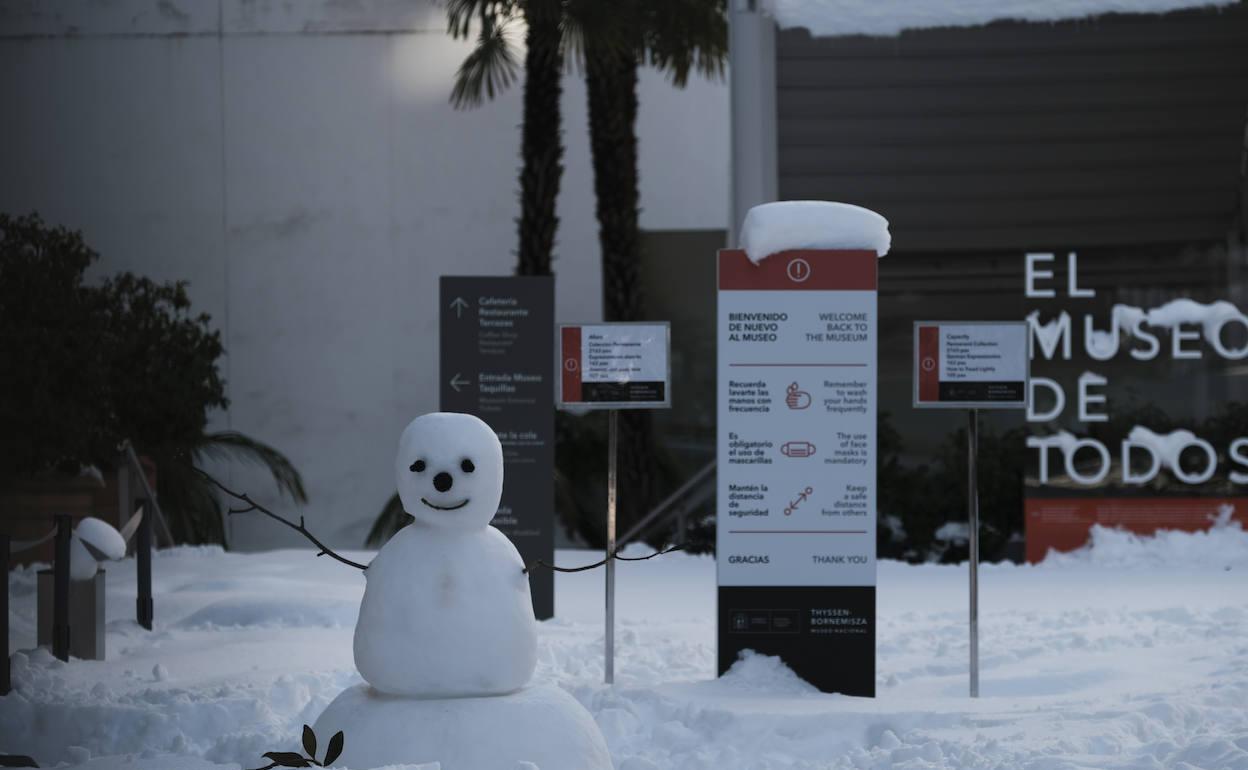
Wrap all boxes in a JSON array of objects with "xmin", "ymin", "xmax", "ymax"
[
  {"xmin": 52, "ymin": 514, "xmax": 72, "ymax": 662},
  {"xmin": 967, "ymin": 408, "xmax": 980, "ymax": 698},
  {"xmin": 136, "ymin": 498, "xmax": 153, "ymax": 631},
  {"xmin": 1, "ymin": 533, "xmax": 9, "ymax": 694},
  {"xmin": 605, "ymin": 408, "xmax": 618, "ymax": 685}
]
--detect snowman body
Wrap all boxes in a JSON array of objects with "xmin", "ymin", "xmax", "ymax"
[
  {"xmin": 352, "ymin": 412, "xmax": 538, "ymax": 697},
  {"xmin": 354, "ymin": 521, "xmax": 537, "ymax": 697}
]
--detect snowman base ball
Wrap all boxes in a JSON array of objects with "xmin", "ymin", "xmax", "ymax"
[{"xmin": 311, "ymin": 683, "xmax": 613, "ymax": 770}]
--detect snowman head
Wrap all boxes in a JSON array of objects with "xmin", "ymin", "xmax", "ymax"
[{"xmin": 396, "ymin": 412, "xmax": 503, "ymax": 530}]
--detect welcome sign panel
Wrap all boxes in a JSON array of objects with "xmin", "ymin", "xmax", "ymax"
[{"xmin": 716, "ymin": 249, "xmax": 877, "ymax": 697}]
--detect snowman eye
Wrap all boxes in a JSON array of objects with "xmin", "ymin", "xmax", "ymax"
[
  {"xmin": 461, "ymin": 459, "xmax": 475, "ymax": 473},
  {"xmin": 410, "ymin": 459, "xmax": 426, "ymax": 473}
]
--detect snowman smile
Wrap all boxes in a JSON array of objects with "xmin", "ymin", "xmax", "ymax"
[{"xmin": 420, "ymin": 497, "xmax": 470, "ymax": 511}]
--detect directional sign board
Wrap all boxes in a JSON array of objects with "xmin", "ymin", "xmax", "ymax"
[
  {"xmin": 717, "ymin": 249, "xmax": 877, "ymax": 697},
  {"xmin": 913, "ymin": 321, "xmax": 1030, "ymax": 409},
  {"xmin": 557, "ymin": 323, "xmax": 671, "ymax": 410},
  {"xmin": 440, "ymin": 277, "xmax": 555, "ymax": 619}
]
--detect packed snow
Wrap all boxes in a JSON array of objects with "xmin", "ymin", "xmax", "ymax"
[
  {"xmin": 740, "ymin": 201, "xmax": 891, "ymax": 264},
  {"xmin": 764, "ymin": 0, "xmax": 1237, "ymax": 38},
  {"xmin": 69, "ymin": 518, "xmax": 127, "ymax": 581},
  {"xmin": 4, "ymin": 521, "xmax": 1248, "ymax": 769},
  {"xmin": 354, "ymin": 413, "xmax": 538, "ymax": 698}
]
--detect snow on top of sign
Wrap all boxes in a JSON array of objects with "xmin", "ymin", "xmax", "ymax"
[
  {"xmin": 1126, "ymin": 425, "xmax": 1215, "ymax": 476},
  {"xmin": 740, "ymin": 201, "xmax": 890, "ymax": 265},
  {"xmin": 1033, "ymin": 298, "xmax": 1248, "ymax": 359},
  {"xmin": 763, "ymin": 0, "xmax": 1235, "ymax": 38}
]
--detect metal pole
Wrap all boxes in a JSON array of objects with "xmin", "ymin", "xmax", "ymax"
[
  {"xmin": 605, "ymin": 409, "xmax": 618, "ymax": 685},
  {"xmin": 52, "ymin": 514, "xmax": 72, "ymax": 661},
  {"xmin": 1, "ymin": 533, "xmax": 10, "ymax": 694},
  {"xmin": 123, "ymin": 441, "xmax": 175, "ymax": 548},
  {"xmin": 968, "ymin": 409, "xmax": 980, "ymax": 698},
  {"xmin": 136, "ymin": 499, "xmax": 153, "ymax": 631}
]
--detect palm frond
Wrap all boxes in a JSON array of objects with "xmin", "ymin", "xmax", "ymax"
[
  {"xmin": 366, "ymin": 492, "xmax": 412, "ymax": 548},
  {"xmin": 641, "ymin": 0, "xmax": 728, "ymax": 87},
  {"xmin": 192, "ymin": 431, "xmax": 308, "ymax": 503},
  {"xmin": 450, "ymin": 12, "xmax": 521, "ymax": 108},
  {"xmin": 154, "ymin": 457, "xmax": 228, "ymax": 546},
  {"xmin": 562, "ymin": 0, "xmax": 637, "ymax": 74},
  {"xmin": 446, "ymin": 0, "xmax": 514, "ymax": 38}
]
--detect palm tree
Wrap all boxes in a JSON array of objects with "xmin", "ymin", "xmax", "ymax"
[
  {"xmin": 581, "ymin": 0, "xmax": 727, "ymax": 541},
  {"xmin": 448, "ymin": 0, "xmax": 565, "ymax": 276},
  {"xmin": 363, "ymin": 1, "xmax": 729, "ymax": 550}
]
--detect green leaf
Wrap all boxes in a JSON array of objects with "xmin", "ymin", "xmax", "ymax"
[
  {"xmin": 302, "ymin": 725, "xmax": 316, "ymax": 759},
  {"xmin": 324, "ymin": 731, "xmax": 345, "ymax": 766}
]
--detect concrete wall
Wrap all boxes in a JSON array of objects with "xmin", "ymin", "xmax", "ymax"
[{"xmin": 0, "ymin": 0, "xmax": 729, "ymax": 548}]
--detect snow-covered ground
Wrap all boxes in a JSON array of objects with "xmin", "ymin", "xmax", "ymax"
[{"xmin": 4, "ymin": 522, "xmax": 1247, "ymax": 770}]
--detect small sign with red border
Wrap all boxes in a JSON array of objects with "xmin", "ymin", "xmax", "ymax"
[
  {"xmin": 913, "ymin": 321, "xmax": 1030, "ymax": 409},
  {"xmin": 558, "ymin": 322, "xmax": 671, "ymax": 410}
]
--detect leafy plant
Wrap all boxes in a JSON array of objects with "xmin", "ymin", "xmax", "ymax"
[
  {"xmin": 247, "ymin": 724, "xmax": 344, "ymax": 770},
  {"xmin": 0, "ymin": 212, "xmax": 305, "ymax": 546},
  {"xmin": 448, "ymin": 0, "xmax": 564, "ymax": 277},
  {"xmin": 0, "ymin": 213, "xmax": 114, "ymax": 476}
]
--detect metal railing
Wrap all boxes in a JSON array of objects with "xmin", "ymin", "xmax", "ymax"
[{"xmin": 617, "ymin": 459, "xmax": 716, "ymax": 548}]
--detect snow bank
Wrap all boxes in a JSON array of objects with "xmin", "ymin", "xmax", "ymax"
[
  {"xmin": 764, "ymin": 0, "xmax": 1236, "ymax": 38},
  {"xmin": 705, "ymin": 650, "xmax": 821, "ymax": 696},
  {"xmin": 6, "ymin": 546, "xmax": 1248, "ymax": 769},
  {"xmin": 176, "ymin": 596, "xmax": 359, "ymax": 630},
  {"xmin": 1043, "ymin": 507, "xmax": 1248, "ymax": 569},
  {"xmin": 739, "ymin": 201, "xmax": 890, "ymax": 265}
]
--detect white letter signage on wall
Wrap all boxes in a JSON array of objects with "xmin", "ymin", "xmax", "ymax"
[{"xmin": 717, "ymin": 248, "xmax": 877, "ymax": 697}]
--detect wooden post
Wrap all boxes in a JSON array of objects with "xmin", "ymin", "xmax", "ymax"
[
  {"xmin": 1, "ymin": 533, "xmax": 10, "ymax": 694},
  {"xmin": 136, "ymin": 498, "xmax": 153, "ymax": 630},
  {"xmin": 52, "ymin": 514, "xmax": 72, "ymax": 661}
]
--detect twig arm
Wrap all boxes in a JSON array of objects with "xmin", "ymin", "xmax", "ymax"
[
  {"xmin": 524, "ymin": 544, "xmax": 682, "ymax": 574},
  {"xmin": 196, "ymin": 470, "xmax": 368, "ymax": 571}
]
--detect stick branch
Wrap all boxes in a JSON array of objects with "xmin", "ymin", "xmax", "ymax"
[
  {"xmin": 524, "ymin": 544, "xmax": 683, "ymax": 574},
  {"xmin": 197, "ymin": 469, "xmax": 368, "ymax": 571}
]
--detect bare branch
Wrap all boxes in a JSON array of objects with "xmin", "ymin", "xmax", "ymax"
[
  {"xmin": 524, "ymin": 544, "xmax": 683, "ymax": 574},
  {"xmin": 197, "ymin": 469, "xmax": 368, "ymax": 571}
]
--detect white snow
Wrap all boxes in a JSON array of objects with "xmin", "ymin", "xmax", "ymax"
[
  {"xmin": 1126, "ymin": 425, "xmax": 1214, "ymax": 481},
  {"xmin": 764, "ymin": 0, "xmax": 1237, "ymax": 38},
  {"xmin": 313, "ymin": 682, "xmax": 611, "ymax": 770},
  {"xmin": 1043, "ymin": 508, "xmax": 1248, "ymax": 570},
  {"xmin": 69, "ymin": 518, "xmax": 128, "ymax": 581},
  {"xmin": 4, "ymin": 526, "xmax": 1248, "ymax": 769},
  {"xmin": 933, "ymin": 522, "xmax": 969, "ymax": 543},
  {"xmin": 739, "ymin": 201, "xmax": 890, "ymax": 265}
]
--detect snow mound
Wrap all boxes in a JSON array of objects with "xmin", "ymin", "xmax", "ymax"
[
  {"xmin": 1043, "ymin": 510, "xmax": 1248, "ymax": 570},
  {"xmin": 708, "ymin": 650, "xmax": 821, "ymax": 695},
  {"xmin": 763, "ymin": 0, "xmax": 1236, "ymax": 38},
  {"xmin": 740, "ymin": 201, "xmax": 890, "ymax": 264},
  {"xmin": 177, "ymin": 597, "xmax": 359, "ymax": 629},
  {"xmin": 311, "ymin": 683, "xmax": 610, "ymax": 770}
]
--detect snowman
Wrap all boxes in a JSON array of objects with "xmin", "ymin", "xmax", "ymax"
[
  {"xmin": 310, "ymin": 413, "xmax": 613, "ymax": 770},
  {"xmin": 353, "ymin": 411, "xmax": 537, "ymax": 697}
]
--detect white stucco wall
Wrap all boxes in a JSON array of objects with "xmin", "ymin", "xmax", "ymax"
[{"xmin": 0, "ymin": 0, "xmax": 729, "ymax": 549}]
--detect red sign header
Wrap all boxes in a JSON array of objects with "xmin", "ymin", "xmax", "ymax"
[{"xmin": 718, "ymin": 249, "xmax": 877, "ymax": 291}]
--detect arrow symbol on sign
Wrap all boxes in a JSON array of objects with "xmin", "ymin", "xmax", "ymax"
[
  {"xmin": 449, "ymin": 373, "xmax": 470, "ymax": 392},
  {"xmin": 449, "ymin": 297, "xmax": 469, "ymax": 318}
]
